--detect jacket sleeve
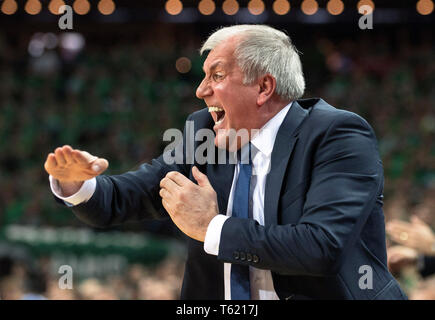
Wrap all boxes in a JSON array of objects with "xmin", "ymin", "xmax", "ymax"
[
  {"xmin": 65, "ymin": 116, "xmax": 193, "ymax": 228},
  {"xmin": 217, "ymin": 112, "xmax": 383, "ymax": 276},
  {"xmin": 420, "ymin": 256, "xmax": 435, "ymax": 278}
]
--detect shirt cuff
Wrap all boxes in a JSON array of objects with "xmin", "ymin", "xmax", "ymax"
[
  {"xmin": 49, "ymin": 175, "xmax": 96, "ymax": 207},
  {"xmin": 204, "ymin": 215, "xmax": 230, "ymax": 256}
]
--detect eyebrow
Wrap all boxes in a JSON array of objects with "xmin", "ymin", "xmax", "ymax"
[{"xmin": 203, "ymin": 61, "xmax": 224, "ymax": 73}]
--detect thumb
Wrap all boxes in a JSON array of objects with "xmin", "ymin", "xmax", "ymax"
[
  {"xmin": 91, "ymin": 158, "xmax": 109, "ymax": 174},
  {"xmin": 192, "ymin": 166, "xmax": 211, "ymax": 188},
  {"xmin": 411, "ymin": 215, "xmax": 427, "ymax": 226}
]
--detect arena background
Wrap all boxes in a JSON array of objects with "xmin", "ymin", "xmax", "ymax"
[{"xmin": 0, "ymin": 0, "xmax": 433, "ymax": 300}]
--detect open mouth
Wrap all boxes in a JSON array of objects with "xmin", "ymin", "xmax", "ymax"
[{"xmin": 208, "ymin": 106, "xmax": 226, "ymax": 125}]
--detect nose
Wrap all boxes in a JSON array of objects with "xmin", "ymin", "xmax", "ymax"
[{"xmin": 196, "ymin": 78, "xmax": 212, "ymax": 100}]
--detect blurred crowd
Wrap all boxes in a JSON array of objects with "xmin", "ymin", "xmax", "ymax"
[
  {"xmin": 0, "ymin": 24, "xmax": 433, "ymax": 299},
  {"xmin": 0, "ymin": 253, "xmax": 185, "ymax": 300},
  {"xmin": 385, "ymin": 190, "xmax": 435, "ymax": 299},
  {"xmin": 310, "ymin": 28, "xmax": 435, "ymax": 298},
  {"xmin": 0, "ymin": 25, "xmax": 203, "ymax": 229}
]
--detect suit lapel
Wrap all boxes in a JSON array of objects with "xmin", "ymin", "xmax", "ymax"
[{"xmin": 264, "ymin": 101, "xmax": 309, "ymax": 227}]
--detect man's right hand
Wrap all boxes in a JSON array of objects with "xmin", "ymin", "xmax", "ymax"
[{"xmin": 44, "ymin": 145, "xmax": 109, "ymax": 197}]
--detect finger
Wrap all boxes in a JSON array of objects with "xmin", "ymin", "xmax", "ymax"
[
  {"xmin": 160, "ymin": 177, "xmax": 180, "ymax": 193},
  {"xmin": 386, "ymin": 223, "xmax": 412, "ymax": 235},
  {"xmin": 388, "ymin": 230, "xmax": 404, "ymax": 240},
  {"xmin": 72, "ymin": 150, "xmax": 96, "ymax": 165},
  {"xmin": 405, "ymin": 238, "xmax": 420, "ymax": 248},
  {"xmin": 162, "ymin": 198, "xmax": 168, "ymax": 211},
  {"xmin": 44, "ymin": 153, "xmax": 57, "ymax": 171},
  {"xmin": 389, "ymin": 234, "xmax": 417, "ymax": 248},
  {"xmin": 55, "ymin": 148, "xmax": 67, "ymax": 166},
  {"xmin": 165, "ymin": 171, "xmax": 190, "ymax": 187},
  {"xmin": 80, "ymin": 150, "xmax": 98, "ymax": 163},
  {"xmin": 387, "ymin": 247, "xmax": 402, "ymax": 256},
  {"xmin": 389, "ymin": 255, "xmax": 400, "ymax": 264},
  {"xmin": 387, "ymin": 231, "xmax": 408, "ymax": 241},
  {"xmin": 160, "ymin": 175, "xmax": 182, "ymax": 191},
  {"xmin": 192, "ymin": 166, "xmax": 211, "ymax": 188},
  {"xmin": 388, "ymin": 230, "xmax": 419, "ymax": 244},
  {"xmin": 387, "ymin": 220, "xmax": 413, "ymax": 229},
  {"xmin": 91, "ymin": 158, "xmax": 109, "ymax": 173},
  {"xmin": 72, "ymin": 150, "xmax": 87, "ymax": 165},
  {"xmin": 62, "ymin": 145, "xmax": 76, "ymax": 164},
  {"xmin": 386, "ymin": 227, "xmax": 404, "ymax": 238},
  {"xmin": 411, "ymin": 215, "xmax": 427, "ymax": 226},
  {"xmin": 159, "ymin": 188, "xmax": 173, "ymax": 200},
  {"xmin": 162, "ymin": 199, "xmax": 172, "ymax": 215}
]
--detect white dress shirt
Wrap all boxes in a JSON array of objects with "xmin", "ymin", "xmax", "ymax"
[{"xmin": 50, "ymin": 102, "xmax": 292, "ymax": 300}]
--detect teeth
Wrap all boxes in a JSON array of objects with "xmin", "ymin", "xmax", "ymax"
[
  {"xmin": 208, "ymin": 106, "xmax": 224, "ymax": 112},
  {"xmin": 216, "ymin": 117, "xmax": 224, "ymax": 125}
]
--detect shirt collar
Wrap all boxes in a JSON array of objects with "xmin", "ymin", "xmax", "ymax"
[{"xmin": 250, "ymin": 102, "xmax": 293, "ymax": 157}]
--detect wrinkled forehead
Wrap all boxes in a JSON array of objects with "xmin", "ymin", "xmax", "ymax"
[{"xmin": 202, "ymin": 36, "xmax": 241, "ymax": 72}]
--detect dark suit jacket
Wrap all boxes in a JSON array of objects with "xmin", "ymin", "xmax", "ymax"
[
  {"xmin": 64, "ymin": 98, "xmax": 407, "ymax": 300},
  {"xmin": 421, "ymin": 256, "xmax": 435, "ymax": 278}
]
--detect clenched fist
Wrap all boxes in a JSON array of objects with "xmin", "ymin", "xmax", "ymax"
[
  {"xmin": 44, "ymin": 145, "xmax": 109, "ymax": 196},
  {"xmin": 159, "ymin": 167, "xmax": 219, "ymax": 242}
]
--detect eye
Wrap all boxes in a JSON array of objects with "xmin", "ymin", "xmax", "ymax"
[{"xmin": 212, "ymin": 73, "xmax": 224, "ymax": 81}]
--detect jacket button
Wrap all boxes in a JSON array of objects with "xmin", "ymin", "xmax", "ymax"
[
  {"xmin": 240, "ymin": 252, "xmax": 246, "ymax": 261},
  {"xmin": 233, "ymin": 251, "xmax": 240, "ymax": 260},
  {"xmin": 253, "ymin": 255, "xmax": 259, "ymax": 263},
  {"xmin": 246, "ymin": 253, "xmax": 252, "ymax": 262}
]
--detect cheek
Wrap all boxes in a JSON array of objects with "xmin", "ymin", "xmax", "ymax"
[
  {"xmin": 214, "ymin": 83, "xmax": 258, "ymax": 125},
  {"xmin": 228, "ymin": 95, "xmax": 257, "ymax": 123}
]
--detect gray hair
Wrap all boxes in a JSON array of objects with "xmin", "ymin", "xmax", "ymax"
[{"xmin": 200, "ymin": 24, "xmax": 305, "ymax": 101}]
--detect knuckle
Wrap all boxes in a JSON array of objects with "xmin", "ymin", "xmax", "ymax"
[
  {"xmin": 166, "ymin": 171, "xmax": 175, "ymax": 178},
  {"xmin": 175, "ymin": 202, "xmax": 183, "ymax": 211},
  {"xmin": 178, "ymin": 192, "xmax": 185, "ymax": 201},
  {"xmin": 171, "ymin": 171, "xmax": 181, "ymax": 180},
  {"xmin": 159, "ymin": 178, "xmax": 166, "ymax": 187}
]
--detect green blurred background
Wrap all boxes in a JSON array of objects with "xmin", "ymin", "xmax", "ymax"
[{"xmin": 0, "ymin": 0, "xmax": 433, "ymax": 299}]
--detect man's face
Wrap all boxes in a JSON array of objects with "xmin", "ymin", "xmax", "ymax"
[{"xmin": 196, "ymin": 38, "xmax": 260, "ymax": 150}]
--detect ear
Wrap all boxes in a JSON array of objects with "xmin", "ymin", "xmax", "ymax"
[{"xmin": 257, "ymin": 74, "xmax": 276, "ymax": 106}]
